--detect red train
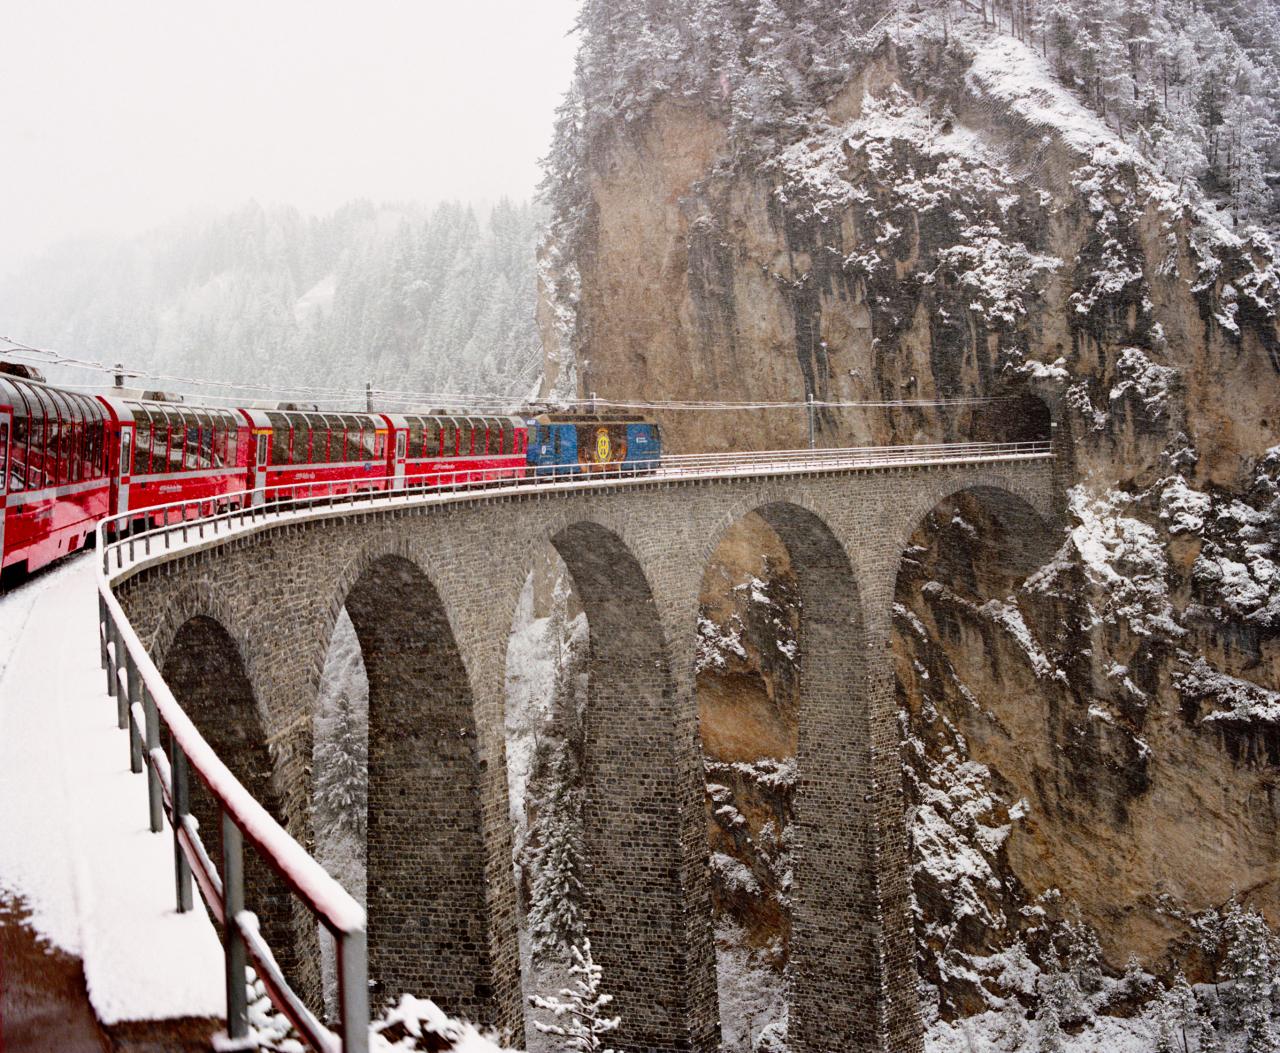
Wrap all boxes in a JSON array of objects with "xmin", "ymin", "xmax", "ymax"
[{"xmin": 1, "ymin": 367, "xmax": 527, "ymax": 579}]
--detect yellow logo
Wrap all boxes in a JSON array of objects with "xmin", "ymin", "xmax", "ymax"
[{"xmin": 595, "ymin": 428, "xmax": 611, "ymax": 462}]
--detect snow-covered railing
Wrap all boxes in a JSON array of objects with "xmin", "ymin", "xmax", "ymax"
[
  {"xmin": 91, "ymin": 438, "xmax": 1051, "ymax": 1048},
  {"xmin": 95, "ymin": 529, "xmax": 370, "ymax": 1053},
  {"xmin": 98, "ymin": 440, "xmax": 1053, "ymax": 574}
]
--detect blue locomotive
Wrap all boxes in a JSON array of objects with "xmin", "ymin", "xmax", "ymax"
[{"xmin": 525, "ymin": 413, "xmax": 662, "ymax": 477}]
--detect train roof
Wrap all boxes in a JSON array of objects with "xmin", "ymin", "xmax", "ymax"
[{"xmin": 0, "ymin": 373, "xmax": 108, "ymax": 421}]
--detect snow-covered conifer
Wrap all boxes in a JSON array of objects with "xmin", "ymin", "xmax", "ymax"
[
  {"xmin": 1219, "ymin": 900, "xmax": 1280, "ymax": 1053},
  {"xmin": 314, "ymin": 692, "xmax": 367, "ymax": 842},
  {"xmin": 1152, "ymin": 971, "xmax": 1199, "ymax": 1053},
  {"xmin": 526, "ymin": 748, "xmax": 586, "ymax": 963},
  {"xmin": 530, "ymin": 938, "xmax": 621, "ymax": 1053}
]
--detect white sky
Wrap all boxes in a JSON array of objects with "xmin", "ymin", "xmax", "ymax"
[{"xmin": 0, "ymin": 0, "xmax": 581, "ymax": 268}]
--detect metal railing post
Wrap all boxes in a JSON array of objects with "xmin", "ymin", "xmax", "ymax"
[
  {"xmin": 222, "ymin": 814, "xmax": 249, "ymax": 1042},
  {"xmin": 126, "ymin": 657, "xmax": 143, "ymax": 775},
  {"xmin": 337, "ymin": 929, "xmax": 370, "ymax": 1053},
  {"xmin": 143, "ymin": 684, "xmax": 163, "ymax": 833},
  {"xmin": 109, "ymin": 623, "xmax": 128, "ymax": 731},
  {"xmin": 98, "ymin": 592, "xmax": 108, "ymax": 671},
  {"xmin": 171, "ymin": 742, "xmax": 193, "ymax": 913}
]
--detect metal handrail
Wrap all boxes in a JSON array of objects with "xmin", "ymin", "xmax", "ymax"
[
  {"xmin": 93, "ymin": 437, "xmax": 1052, "ymax": 1049},
  {"xmin": 96, "ymin": 528, "xmax": 369, "ymax": 1052}
]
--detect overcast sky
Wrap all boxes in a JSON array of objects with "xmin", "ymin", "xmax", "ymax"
[{"xmin": 1, "ymin": 0, "xmax": 581, "ymax": 269}]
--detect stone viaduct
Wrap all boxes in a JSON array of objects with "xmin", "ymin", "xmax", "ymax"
[{"xmin": 109, "ymin": 453, "xmax": 1057, "ymax": 1053}]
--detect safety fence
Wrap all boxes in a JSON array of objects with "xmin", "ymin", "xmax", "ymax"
[{"xmin": 94, "ymin": 438, "xmax": 1052, "ymax": 1050}]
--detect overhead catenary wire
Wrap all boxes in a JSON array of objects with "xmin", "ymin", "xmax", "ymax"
[{"xmin": 1, "ymin": 335, "xmax": 1017, "ymax": 413}]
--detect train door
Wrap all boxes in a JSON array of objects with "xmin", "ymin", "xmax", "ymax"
[
  {"xmin": 117, "ymin": 421, "xmax": 134, "ymax": 517},
  {"xmin": 394, "ymin": 429, "xmax": 407, "ymax": 489},
  {"xmin": 0, "ymin": 406, "xmax": 10, "ymax": 565},
  {"xmin": 251, "ymin": 430, "xmax": 269, "ymax": 506}
]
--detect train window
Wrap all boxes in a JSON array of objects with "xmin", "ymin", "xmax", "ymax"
[
  {"xmin": 165, "ymin": 410, "xmax": 185, "ymax": 472},
  {"xmin": 120, "ymin": 427, "xmax": 133, "ymax": 479},
  {"xmin": 40, "ymin": 388, "xmax": 64, "ymax": 485},
  {"xmin": 142, "ymin": 410, "xmax": 159, "ymax": 475},
  {"xmin": 502, "ymin": 420, "xmax": 515, "ymax": 454},
  {"xmin": 10, "ymin": 412, "xmax": 27, "ymax": 491},
  {"xmin": 133, "ymin": 409, "xmax": 155, "ymax": 474},
  {"xmin": 340, "ymin": 415, "xmax": 359, "ymax": 461},
  {"xmin": 52, "ymin": 391, "xmax": 73, "ymax": 483},
  {"xmin": 267, "ymin": 412, "xmax": 290, "ymax": 466},
  {"xmin": 152, "ymin": 410, "xmax": 169, "ymax": 473},
  {"xmin": 192, "ymin": 410, "xmax": 212, "ymax": 469},
  {"xmin": 407, "ymin": 417, "xmax": 424, "ymax": 458},
  {"xmin": 439, "ymin": 421, "xmax": 452, "ymax": 457},
  {"xmin": 183, "ymin": 412, "xmax": 198, "ymax": 470},
  {"xmin": 420, "ymin": 418, "xmax": 437, "ymax": 458},
  {"xmin": 69, "ymin": 394, "xmax": 88, "ymax": 480},
  {"xmin": 49, "ymin": 390, "xmax": 73, "ymax": 484},
  {"xmin": 134, "ymin": 417, "xmax": 152, "ymax": 475},
  {"xmin": 25, "ymin": 386, "xmax": 48, "ymax": 485},
  {"xmin": 75, "ymin": 395, "xmax": 91, "ymax": 481},
  {"xmin": 7, "ymin": 383, "xmax": 31, "ymax": 491},
  {"xmin": 312, "ymin": 415, "xmax": 330, "ymax": 462}
]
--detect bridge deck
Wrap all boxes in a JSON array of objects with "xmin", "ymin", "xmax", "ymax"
[{"xmin": 103, "ymin": 441, "xmax": 1053, "ymax": 581}]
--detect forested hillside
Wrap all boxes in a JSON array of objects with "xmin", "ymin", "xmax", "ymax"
[{"xmin": 0, "ymin": 198, "xmax": 544, "ymax": 402}]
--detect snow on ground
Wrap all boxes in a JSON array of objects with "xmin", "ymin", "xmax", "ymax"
[
  {"xmin": 0, "ymin": 555, "xmax": 224, "ymax": 1024},
  {"xmin": 963, "ymin": 31, "xmax": 1122, "ymax": 157},
  {"xmin": 927, "ymin": 1008, "xmax": 1157, "ymax": 1053}
]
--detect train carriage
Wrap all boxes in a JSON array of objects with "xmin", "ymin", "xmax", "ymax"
[
  {"xmin": 243, "ymin": 408, "xmax": 393, "ymax": 503},
  {"xmin": 1, "ymin": 373, "xmax": 112, "ymax": 575},
  {"xmin": 526, "ymin": 413, "xmax": 661, "ymax": 478},
  {"xmin": 96, "ymin": 396, "xmax": 251, "ymax": 529},
  {"xmin": 397, "ymin": 413, "xmax": 527, "ymax": 488}
]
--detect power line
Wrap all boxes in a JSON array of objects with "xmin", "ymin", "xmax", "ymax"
[{"xmin": 1, "ymin": 335, "xmax": 1015, "ymax": 413}]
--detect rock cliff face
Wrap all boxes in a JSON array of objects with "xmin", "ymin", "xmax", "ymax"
[{"xmin": 540, "ymin": 11, "xmax": 1280, "ymax": 1029}]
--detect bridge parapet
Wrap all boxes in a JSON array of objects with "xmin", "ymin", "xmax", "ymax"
[{"xmin": 97, "ymin": 442, "xmax": 1056, "ymax": 1053}]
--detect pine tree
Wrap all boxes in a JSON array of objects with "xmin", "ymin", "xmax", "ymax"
[
  {"xmin": 1036, "ymin": 947, "xmax": 1078, "ymax": 1049},
  {"xmin": 314, "ymin": 693, "xmax": 367, "ymax": 842},
  {"xmin": 530, "ymin": 939, "xmax": 621, "ymax": 1053},
  {"xmin": 1219, "ymin": 900, "xmax": 1280, "ymax": 1053},
  {"xmin": 526, "ymin": 748, "xmax": 586, "ymax": 963},
  {"xmin": 1152, "ymin": 971, "xmax": 1199, "ymax": 1053}
]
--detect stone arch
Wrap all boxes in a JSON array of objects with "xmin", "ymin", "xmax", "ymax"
[
  {"xmin": 887, "ymin": 479, "xmax": 1060, "ymax": 1021},
  {"xmin": 324, "ymin": 550, "xmax": 498, "ymax": 1024},
  {"xmin": 161, "ymin": 612, "xmax": 311, "ymax": 993},
  {"xmin": 535, "ymin": 516, "xmax": 717, "ymax": 1053},
  {"xmin": 696, "ymin": 499, "xmax": 903, "ymax": 1053},
  {"xmin": 890, "ymin": 479, "xmax": 1059, "ymax": 585}
]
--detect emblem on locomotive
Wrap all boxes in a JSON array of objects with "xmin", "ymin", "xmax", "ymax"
[{"xmin": 595, "ymin": 427, "xmax": 611, "ymax": 463}]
